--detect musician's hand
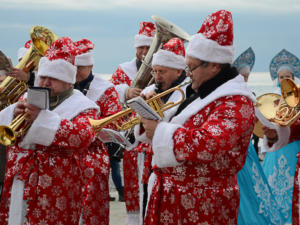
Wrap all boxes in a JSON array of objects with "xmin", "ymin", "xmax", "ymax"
[
  {"xmin": 262, "ymin": 126, "xmax": 278, "ymax": 141},
  {"xmin": 24, "ymin": 103, "xmax": 41, "ymax": 123},
  {"xmin": 141, "ymin": 118, "xmax": 159, "ymax": 140},
  {"xmin": 6, "ymin": 68, "xmax": 29, "ymax": 81},
  {"xmin": 127, "ymin": 88, "xmax": 142, "ymax": 100},
  {"xmin": 13, "ymin": 100, "xmax": 27, "ymax": 117},
  {"xmin": 141, "ymin": 90, "xmax": 156, "ymax": 100}
]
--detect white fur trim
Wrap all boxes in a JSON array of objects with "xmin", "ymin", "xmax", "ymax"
[
  {"xmin": 114, "ymin": 83, "xmax": 129, "ymax": 104},
  {"xmin": 152, "ymin": 49, "xmax": 186, "ymax": 69},
  {"xmin": 137, "ymin": 152, "xmax": 145, "ymax": 225},
  {"xmin": 170, "ymin": 75, "xmax": 255, "ymax": 125},
  {"xmin": 20, "ymin": 110, "xmax": 61, "ymax": 147},
  {"xmin": 186, "ymin": 33, "xmax": 235, "ymax": 64},
  {"xmin": 86, "ymin": 74, "xmax": 114, "ymax": 102},
  {"xmin": 134, "ymin": 124, "xmax": 151, "ymax": 143},
  {"xmin": 145, "ymin": 172, "xmax": 156, "ymax": 215},
  {"xmin": 37, "ymin": 57, "xmax": 77, "ymax": 84},
  {"xmin": 17, "ymin": 47, "xmax": 28, "ymax": 61},
  {"xmin": 119, "ymin": 58, "xmax": 138, "ymax": 81},
  {"xmin": 20, "ymin": 90, "xmax": 99, "ymax": 148},
  {"xmin": 134, "ymin": 34, "xmax": 153, "ymax": 48},
  {"xmin": 75, "ymin": 52, "xmax": 94, "ymax": 66},
  {"xmin": 152, "ymin": 121, "xmax": 184, "ymax": 167},
  {"xmin": 8, "ymin": 177, "xmax": 26, "ymax": 225},
  {"xmin": 127, "ymin": 212, "xmax": 140, "ymax": 225}
]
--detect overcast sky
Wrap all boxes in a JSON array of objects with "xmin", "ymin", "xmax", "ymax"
[{"xmin": 1, "ymin": 0, "xmax": 299, "ymax": 75}]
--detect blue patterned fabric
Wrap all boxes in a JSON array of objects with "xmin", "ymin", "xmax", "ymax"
[
  {"xmin": 232, "ymin": 47, "xmax": 255, "ymax": 72},
  {"xmin": 238, "ymin": 142, "xmax": 285, "ymax": 225},
  {"xmin": 269, "ymin": 49, "xmax": 300, "ymax": 80},
  {"xmin": 262, "ymin": 141, "xmax": 300, "ymax": 224}
]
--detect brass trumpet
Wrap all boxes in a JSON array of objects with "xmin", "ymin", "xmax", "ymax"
[
  {"xmin": 0, "ymin": 113, "xmax": 30, "ymax": 146},
  {"xmin": 0, "ymin": 26, "xmax": 59, "ymax": 110},
  {"xmin": 89, "ymin": 81, "xmax": 190, "ymax": 134},
  {"xmin": 254, "ymin": 78, "xmax": 300, "ymax": 137}
]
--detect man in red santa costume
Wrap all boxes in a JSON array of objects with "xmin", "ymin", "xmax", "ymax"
[
  {"xmin": 141, "ymin": 10, "xmax": 256, "ymax": 224},
  {"xmin": 0, "ymin": 37, "xmax": 99, "ymax": 225},
  {"xmin": 134, "ymin": 37, "xmax": 190, "ymax": 224},
  {"xmin": 73, "ymin": 38, "xmax": 123, "ymax": 225},
  {"xmin": 110, "ymin": 21, "xmax": 155, "ymax": 224}
]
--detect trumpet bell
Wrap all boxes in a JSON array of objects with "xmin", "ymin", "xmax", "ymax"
[{"xmin": 0, "ymin": 125, "xmax": 16, "ymax": 146}]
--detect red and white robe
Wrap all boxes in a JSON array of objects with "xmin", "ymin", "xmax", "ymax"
[
  {"xmin": 110, "ymin": 58, "xmax": 141, "ymax": 223},
  {"xmin": 0, "ymin": 90, "xmax": 99, "ymax": 225},
  {"xmin": 144, "ymin": 75, "xmax": 256, "ymax": 225},
  {"xmin": 80, "ymin": 75, "xmax": 122, "ymax": 225}
]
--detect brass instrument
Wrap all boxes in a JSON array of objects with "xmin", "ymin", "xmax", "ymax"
[
  {"xmin": 0, "ymin": 26, "xmax": 59, "ymax": 110},
  {"xmin": 254, "ymin": 79, "xmax": 300, "ymax": 137},
  {"xmin": 0, "ymin": 113, "xmax": 30, "ymax": 146},
  {"xmin": 89, "ymin": 81, "xmax": 191, "ymax": 134},
  {"xmin": 131, "ymin": 15, "xmax": 190, "ymax": 90}
]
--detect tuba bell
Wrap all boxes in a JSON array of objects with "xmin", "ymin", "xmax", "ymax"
[
  {"xmin": 130, "ymin": 15, "xmax": 190, "ymax": 90},
  {"xmin": 253, "ymin": 78, "xmax": 300, "ymax": 137},
  {"xmin": 0, "ymin": 26, "xmax": 59, "ymax": 110}
]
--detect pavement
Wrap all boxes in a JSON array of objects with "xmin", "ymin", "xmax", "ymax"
[{"xmin": 109, "ymin": 191, "xmax": 127, "ymax": 225}]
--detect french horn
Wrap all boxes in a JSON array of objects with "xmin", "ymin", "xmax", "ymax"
[
  {"xmin": 254, "ymin": 78, "xmax": 300, "ymax": 138},
  {"xmin": 0, "ymin": 26, "xmax": 59, "ymax": 110}
]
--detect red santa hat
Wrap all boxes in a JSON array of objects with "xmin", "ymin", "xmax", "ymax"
[
  {"xmin": 17, "ymin": 40, "xmax": 31, "ymax": 61},
  {"xmin": 74, "ymin": 38, "xmax": 95, "ymax": 66},
  {"xmin": 37, "ymin": 37, "xmax": 78, "ymax": 84},
  {"xmin": 134, "ymin": 22, "xmax": 156, "ymax": 48},
  {"xmin": 186, "ymin": 10, "xmax": 235, "ymax": 64},
  {"xmin": 152, "ymin": 38, "xmax": 186, "ymax": 69}
]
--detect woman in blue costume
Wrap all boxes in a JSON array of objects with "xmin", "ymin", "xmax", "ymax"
[
  {"xmin": 234, "ymin": 47, "xmax": 285, "ymax": 225},
  {"xmin": 259, "ymin": 49, "xmax": 300, "ymax": 224}
]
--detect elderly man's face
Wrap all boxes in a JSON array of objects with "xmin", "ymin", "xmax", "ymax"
[
  {"xmin": 38, "ymin": 76, "xmax": 72, "ymax": 97},
  {"xmin": 185, "ymin": 56, "xmax": 221, "ymax": 92},
  {"xmin": 277, "ymin": 69, "xmax": 294, "ymax": 83},
  {"xmin": 152, "ymin": 65, "xmax": 182, "ymax": 91},
  {"xmin": 136, "ymin": 46, "xmax": 150, "ymax": 61}
]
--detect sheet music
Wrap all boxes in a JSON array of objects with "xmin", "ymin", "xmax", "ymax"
[
  {"xmin": 127, "ymin": 96, "xmax": 161, "ymax": 120},
  {"xmin": 97, "ymin": 128, "xmax": 132, "ymax": 147},
  {"xmin": 27, "ymin": 87, "xmax": 50, "ymax": 110}
]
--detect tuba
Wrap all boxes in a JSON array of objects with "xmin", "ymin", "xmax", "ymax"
[
  {"xmin": 89, "ymin": 81, "xmax": 191, "ymax": 134},
  {"xmin": 253, "ymin": 78, "xmax": 300, "ymax": 137},
  {"xmin": 131, "ymin": 15, "xmax": 190, "ymax": 90},
  {"xmin": 0, "ymin": 26, "xmax": 59, "ymax": 110}
]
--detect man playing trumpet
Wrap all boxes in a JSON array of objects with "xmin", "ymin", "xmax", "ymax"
[{"xmin": 0, "ymin": 37, "xmax": 99, "ymax": 225}]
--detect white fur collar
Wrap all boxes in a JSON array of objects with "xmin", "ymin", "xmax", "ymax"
[
  {"xmin": 170, "ymin": 75, "xmax": 256, "ymax": 125},
  {"xmin": 53, "ymin": 89, "xmax": 99, "ymax": 120},
  {"xmin": 86, "ymin": 74, "xmax": 114, "ymax": 102},
  {"xmin": 119, "ymin": 58, "xmax": 138, "ymax": 81}
]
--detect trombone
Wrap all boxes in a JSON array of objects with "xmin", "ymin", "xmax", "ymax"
[{"xmin": 89, "ymin": 81, "xmax": 191, "ymax": 134}]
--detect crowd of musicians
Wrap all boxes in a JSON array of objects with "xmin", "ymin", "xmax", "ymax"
[{"xmin": 0, "ymin": 9, "xmax": 299, "ymax": 225}]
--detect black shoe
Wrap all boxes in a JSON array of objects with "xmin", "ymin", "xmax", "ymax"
[
  {"xmin": 110, "ymin": 195, "xmax": 116, "ymax": 201},
  {"xmin": 117, "ymin": 187, "xmax": 125, "ymax": 202}
]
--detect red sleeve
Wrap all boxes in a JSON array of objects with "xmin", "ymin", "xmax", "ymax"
[
  {"xmin": 51, "ymin": 108, "xmax": 97, "ymax": 150},
  {"xmin": 110, "ymin": 66, "xmax": 132, "ymax": 86},
  {"xmin": 173, "ymin": 96, "xmax": 255, "ymax": 163}
]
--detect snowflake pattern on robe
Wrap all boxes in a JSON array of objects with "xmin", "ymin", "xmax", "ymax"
[{"xmin": 144, "ymin": 95, "xmax": 255, "ymax": 225}]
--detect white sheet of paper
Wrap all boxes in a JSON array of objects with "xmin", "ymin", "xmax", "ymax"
[{"xmin": 127, "ymin": 96, "xmax": 161, "ymax": 120}]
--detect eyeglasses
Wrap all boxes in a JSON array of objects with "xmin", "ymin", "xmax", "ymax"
[
  {"xmin": 151, "ymin": 69, "xmax": 167, "ymax": 76},
  {"xmin": 185, "ymin": 61, "xmax": 207, "ymax": 74}
]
